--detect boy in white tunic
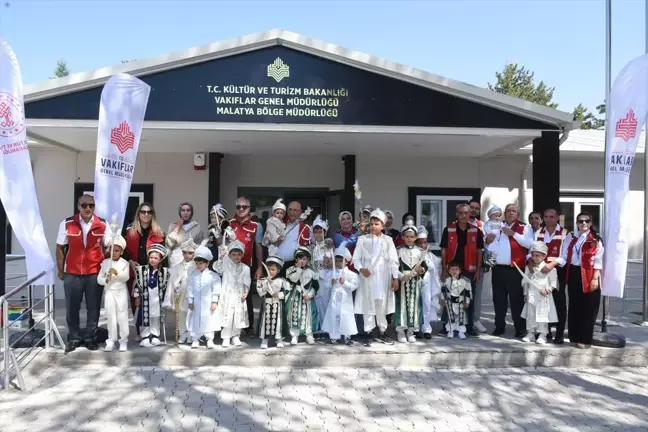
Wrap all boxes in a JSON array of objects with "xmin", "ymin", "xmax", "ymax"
[
  {"xmin": 257, "ymin": 256, "xmax": 291, "ymax": 349},
  {"xmin": 284, "ymin": 246, "xmax": 319, "ymax": 345},
  {"xmin": 321, "ymin": 242, "xmax": 358, "ymax": 345},
  {"xmin": 134, "ymin": 244, "xmax": 170, "ymax": 347},
  {"xmin": 213, "ymin": 240, "xmax": 250, "ymax": 348},
  {"xmin": 352, "ymin": 208, "xmax": 401, "ymax": 347},
  {"xmin": 98, "ymin": 235, "xmax": 130, "ymax": 352},
  {"xmin": 162, "ymin": 238, "xmax": 197, "ymax": 344},
  {"xmin": 521, "ymin": 241, "xmax": 558, "ymax": 344},
  {"xmin": 416, "ymin": 226, "xmax": 442, "ymax": 340},
  {"xmin": 312, "ymin": 215, "xmax": 334, "ymax": 330},
  {"xmin": 187, "ymin": 241, "xmax": 222, "ymax": 349},
  {"xmin": 442, "ymin": 262, "xmax": 472, "ymax": 339}
]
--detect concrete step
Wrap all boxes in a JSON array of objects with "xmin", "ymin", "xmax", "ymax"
[{"xmin": 25, "ymin": 333, "xmax": 648, "ymax": 369}]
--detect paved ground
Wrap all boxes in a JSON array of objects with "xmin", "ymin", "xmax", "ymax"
[{"xmin": 1, "ymin": 365, "xmax": 648, "ymax": 431}]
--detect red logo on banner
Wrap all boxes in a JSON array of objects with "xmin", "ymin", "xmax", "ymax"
[
  {"xmin": 0, "ymin": 93, "xmax": 25, "ymax": 138},
  {"xmin": 615, "ymin": 109, "xmax": 638, "ymax": 142},
  {"xmin": 110, "ymin": 121, "xmax": 135, "ymax": 154}
]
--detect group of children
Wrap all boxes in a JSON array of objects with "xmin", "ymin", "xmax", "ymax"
[{"xmin": 96, "ymin": 203, "xmax": 558, "ymax": 351}]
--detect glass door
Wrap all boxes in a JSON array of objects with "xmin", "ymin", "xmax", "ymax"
[
  {"xmin": 326, "ymin": 190, "xmax": 342, "ymax": 233},
  {"xmin": 559, "ymin": 197, "xmax": 604, "ymax": 236}
]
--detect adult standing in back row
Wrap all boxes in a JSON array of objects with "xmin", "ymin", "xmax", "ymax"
[
  {"xmin": 56, "ymin": 194, "xmax": 110, "ymax": 352},
  {"xmin": 166, "ymin": 202, "xmax": 204, "ymax": 268}
]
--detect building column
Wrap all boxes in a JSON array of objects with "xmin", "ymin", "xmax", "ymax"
[
  {"xmin": 0, "ymin": 202, "xmax": 6, "ymax": 296},
  {"xmin": 532, "ymin": 131, "xmax": 560, "ymax": 214},
  {"xmin": 342, "ymin": 155, "xmax": 356, "ymax": 214},
  {"xmin": 208, "ymin": 153, "xmax": 223, "ymax": 214}
]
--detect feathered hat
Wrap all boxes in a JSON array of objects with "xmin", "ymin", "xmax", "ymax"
[
  {"xmin": 361, "ymin": 205, "xmax": 373, "ymax": 215},
  {"xmin": 210, "ymin": 203, "xmax": 228, "ymax": 219},
  {"xmin": 110, "ymin": 235, "xmax": 126, "ymax": 250},
  {"xmin": 416, "ymin": 225, "xmax": 428, "ymax": 240},
  {"xmin": 265, "ymin": 255, "xmax": 284, "ymax": 269},
  {"xmin": 180, "ymin": 237, "xmax": 198, "ymax": 252},
  {"xmin": 147, "ymin": 243, "xmax": 168, "ymax": 259},
  {"xmin": 530, "ymin": 241, "xmax": 548, "ymax": 256},
  {"xmin": 334, "ymin": 241, "xmax": 352, "ymax": 262},
  {"xmin": 194, "ymin": 239, "xmax": 213, "ymax": 261},
  {"xmin": 312, "ymin": 215, "xmax": 329, "ymax": 232},
  {"xmin": 369, "ymin": 208, "xmax": 386, "ymax": 225},
  {"xmin": 272, "ymin": 198, "xmax": 286, "ymax": 213},
  {"xmin": 400, "ymin": 220, "xmax": 418, "ymax": 235},
  {"xmin": 227, "ymin": 239, "xmax": 246, "ymax": 254}
]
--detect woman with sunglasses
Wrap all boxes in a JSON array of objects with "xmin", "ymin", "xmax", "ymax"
[
  {"xmin": 559, "ymin": 212, "xmax": 604, "ymax": 349},
  {"xmin": 166, "ymin": 202, "xmax": 205, "ymax": 268},
  {"xmin": 123, "ymin": 202, "xmax": 165, "ymax": 338}
]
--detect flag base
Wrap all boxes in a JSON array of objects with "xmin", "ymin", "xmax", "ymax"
[{"xmin": 591, "ymin": 331, "xmax": 627, "ymax": 348}]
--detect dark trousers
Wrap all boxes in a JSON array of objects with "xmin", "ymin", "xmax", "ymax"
[
  {"xmin": 551, "ymin": 267, "xmax": 567, "ymax": 339},
  {"xmin": 64, "ymin": 273, "xmax": 104, "ymax": 343},
  {"xmin": 567, "ymin": 265, "xmax": 601, "ymax": 345},
  {"xmin": 245, "ymin": 266, "xmax": 256, "ymax": 332},
  {"xmin": 492, "ymin": 265, "xmax": 525, "ymax": 335}
]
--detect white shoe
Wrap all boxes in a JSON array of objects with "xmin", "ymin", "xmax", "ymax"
[
  {"xmin": 139, "ymin": 338, "xmax": 151, "ymax": 347},
  {"xmin": 135, "ymin": 334, "xmax": 142, "ymax": 342},
  {"xmin": 232, "ymin": 336, "xmax": 241, "ymax": 347},
  {"xmin": 306, "ymin": 336, "xmax": 315, "ymax": 345},
  {"xmin": 474, "ymin": 321, "xmax": 487, "ymax": 333},
  {"xmin": 522, "ymin": 333, "xmax": 536, "ymax": 343},
  {"xmin": 206, "ymin": 339, "xmax": 215, "ymax": 349},
  {"xmin": 191, "ymin": 340, "xmax": 200, "ymax": 349},
  {"xmin": 446, "ymin": 330, "xmax": 454, "ymax": 338},
  {"xmin": 290, "ymin": 336, "xmax": 298, "ymax": 345},
  {"xmin": 458, "ymin": 332, "xmax": 467, "ymax": 340},
  {"xmin": 536, "ymin": 335, "xmax": 547, "ymax": 345},
  {"xmin": 260, "ymin": 339, "xmax": 268, "ymax": 349},
  {"xmin": 396, "ymin": 330, "xmax": 407, "ymax": 343},
  {"xmin": 103, "ymin": 340, "xmax": 114, "ymax": 352},
  {"xmin": 179, "ymin": 334, "xmax": 188, "ymax": 344},
  {"xmin": 407, "ymin": 334, "xmax": 417, "ymax": 343},
  {"xmin": 276, "ymin": 340, "xmax": 285, "ymax": 348},
  {"xmin": 221, "ymin": 339, "xmax": 229, "ymax": 348},
  {"xmin": 150, "ymin": 337, "xmax": 161, "ymax": 346},
  {"xmin": 119, "ymin": 341, "xmax": 128, "ymax": 352}
]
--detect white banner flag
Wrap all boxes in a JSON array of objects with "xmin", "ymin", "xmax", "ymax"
[
  {"xmin": 94, "ymin": 74, "xmax": 150, "ymax": 230},
  {"xmin": 0, "ymin": 40, "xmax": 55, "ymax": 284},
  {"xmin": 602, "ymin": 53, "xmax": 648, "ymax": 298}
]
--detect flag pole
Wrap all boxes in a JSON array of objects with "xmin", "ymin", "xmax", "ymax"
[{"xmin": 642, "ymin": 0, "xmax": 648, "ymax": 326}]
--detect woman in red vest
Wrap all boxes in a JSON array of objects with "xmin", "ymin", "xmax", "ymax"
[
  {"xmin": 122, "ymin": 202, "xmax": 165, "ymax": 337},
  {"xmin": 563, "ymin": 212, "xmax": 604, "ymax": 349}
]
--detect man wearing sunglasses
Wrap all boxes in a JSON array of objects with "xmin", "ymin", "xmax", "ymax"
[
  {"xmin": 56, "ymin": 194, "xmax": 111, "ymax": 352},
  {"xmin": 228, "ymin": 196, "xmax": 265, "ymax": 336}
]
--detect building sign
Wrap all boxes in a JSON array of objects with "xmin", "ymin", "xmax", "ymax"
[{"xmin": 25, "ymin": 46, "xmax": 557, "ymax": 130}]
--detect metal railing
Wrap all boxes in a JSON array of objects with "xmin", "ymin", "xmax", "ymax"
[{"xmin": 1, "ymin": 270, "xmax": 65, "ymax": 391}]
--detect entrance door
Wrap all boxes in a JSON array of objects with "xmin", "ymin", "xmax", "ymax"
[
  {"xmin": 326, "ymin": 190, "xmax": 343, "ymax": 233},
  {"xmin": 73, "ymin": 183, "xmax": 154, "ymax": 227},
  {"xmin": 283, "ymin": 190, "xmax": 327, "ymax": 225},
  {"xmin": 559, "ymin": 197, "xmax": 604, "ymax": 236}
]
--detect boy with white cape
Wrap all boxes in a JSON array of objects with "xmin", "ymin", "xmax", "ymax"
[
  {"xmin": 320, "ymin": 242, "xmax": 358, "ymax": 345},
  {"xmin": 416, "ymin": 226, "xmax": 442, "ymax": 339}
]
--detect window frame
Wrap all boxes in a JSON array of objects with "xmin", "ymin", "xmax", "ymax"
[{"xmin": 416, "ymin": 194, "xmax": 474, "ymax": 250}]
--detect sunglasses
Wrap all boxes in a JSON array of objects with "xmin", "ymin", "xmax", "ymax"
[
  {"xmin": 236, "ymin": 205, "xmax": 250, "ymax": 210},
  {"xmin": 577, "ymin": 219, "xmax": 591, "ymax": 224},
  {"xmin": 79, "ymin": 203, "xmax": 95, "ymax": 209},
  {"xmin": 139, "ymin": 210, "xmax": 153, "ymax": 215}
]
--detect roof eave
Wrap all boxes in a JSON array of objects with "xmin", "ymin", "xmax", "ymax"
[{"xmin": 23, "ymin": 28, "xmax": 576, "ymax": 130}]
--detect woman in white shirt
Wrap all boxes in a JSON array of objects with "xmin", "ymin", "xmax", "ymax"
[{"xmin": 560, "ymin": 212, "xmax": 604, "ymax": 349}]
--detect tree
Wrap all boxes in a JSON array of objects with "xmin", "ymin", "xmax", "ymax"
[
  {"xmin": 488, "ymin": 63, "xmax": 558, "ymax": 108},
  {"xmin": 52, "ymin": 60, "xmax": 70, "ymax": 78},
  {"xmin": 572, "ymin": 103, "xmax": 601, "ymax": 129}
]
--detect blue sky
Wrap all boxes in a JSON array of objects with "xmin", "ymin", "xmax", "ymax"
[{"xmin": 1, "ymin": 0, "xmax": 646, "ymax": 116}]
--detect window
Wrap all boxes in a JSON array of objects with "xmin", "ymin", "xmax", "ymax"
[
  {"xmin": 416, "ymin": 195, "xmax": 473, "ymax": 249},
  {"xmin": 559, "ymin": 197, "xmax": 604, "ymax": 235}
]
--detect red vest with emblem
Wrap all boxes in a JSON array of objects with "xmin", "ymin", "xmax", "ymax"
[
  {"xmin": 535, "ymin": 226, "xmax": 566, "ymax": 262},
  {"xmin": 296, "ymin": 221, "xmax": 311, "ymax": 246},
  {"xmin": 508, "ymin": 221, "xmax": 527, "ymax": 268},
  {"xmin": 64, "ymin": 214, "xmax": 107, "ymax": 275},
  {"xmin": 446, "ymin": 221, "xmax": 479, "ymax": 272},
  {"xmin": 565, "ymin": 231, "xmax": 599, "ymax": 293},
  {"xmin": 229, "ymin": 217, "xmax": 259, "ymax": 266}
]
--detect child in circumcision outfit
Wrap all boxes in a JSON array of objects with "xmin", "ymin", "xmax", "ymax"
[
  {"xmin": 256, "ymin": 256, "xmax": 291, "ymax": 349},
  {"xmin": 521, "ymin": 241, "xmax": 558, "ymax": 344},
  {"xmin": 263, "ymin": 199, "xmax": 287, "ymax": 256},
  {"xmin": 441, "ymin": 261, "xmax": 472, "ymax": 340},
  {"xmin": 97, "ymin": 235, "xmax": 130, "ymax": 352}
]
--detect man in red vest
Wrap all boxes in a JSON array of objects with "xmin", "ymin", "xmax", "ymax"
[
  {"xmin": 55, "ymin": 194, "xmax": 109, "ymax": 352},
  {"xmin": 229, "ymin": 196, "xmax": 265, "ymax": 336},
  {"xmin": 440, "ymin": 203, "xmax": 484, "ymax": 336},
  {"xmin": 531, "ymin": 208, "xmax": 570, "ymax": 344},
  {"xmin": 484, "ymin": 203, "xmax": 534, "ymax": 338}
]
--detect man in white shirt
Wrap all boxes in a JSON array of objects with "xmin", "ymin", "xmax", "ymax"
[
  {"xmin": 276, "ymin": 201, "xmax": 311, "ymax": 275},
  {"xmin": 485, "ymin": 203, "xmax": 534, "ymax": 338}
]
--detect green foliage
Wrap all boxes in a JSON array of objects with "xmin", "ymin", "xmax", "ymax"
[{"xmin": 488, "ymin": 63, "xmax": 558, "ymax": 108}]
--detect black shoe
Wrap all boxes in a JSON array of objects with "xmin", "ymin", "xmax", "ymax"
[
  {"xmin": 86, "ymin": 342, "xmax": 99, "ymax": 351},
  {"xmin": 423, "ymin": 333, "xmax": 432, "ymax": 340},
  {"xmin": 466, "ymin": 329, "xmax": 479, "ymax": 337},
  {"xmin": 553, "ymin": 337, "xmax": 565, "ymax": 345},
  {"xmin": 362, "ymin": 335, "xmax": 372, "ymax": 347},
  {"xmin": 65, "ymin": 341, "xmax": 81, "ymax": 353},
  {"xmin": 378, "ymin": 332, "xmax": 394, "ymax": 345},
  {"xmin": 515, "ymin": 332, "xmax": 527, "ymax": 339},
  {"xmin": 345, "ymin": 338, "xmax": 354, "ymax": 346},
  {"xmin": 491, "ymin": 329, "xmax": 505, "ymax": 336},
  {"xmin": 438, "ymin": 327, "xmax": 448, "ymax": 336}
]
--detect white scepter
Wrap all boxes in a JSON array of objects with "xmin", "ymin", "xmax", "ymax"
[
  {"xmin": 108, "ymin": 214, "xmax": 119, "ymax": 271},
  {"xmin": 353, "ymin": 180, "xmax": 363, "ymax": 208},
  {"xmin": 284, "ymin": 206, "xmax": 313, "ymax": 236}
]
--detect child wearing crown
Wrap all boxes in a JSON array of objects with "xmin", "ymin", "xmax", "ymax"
[
  {"xmin": 257, "ymin": 256, "xmax": 291, "ymax": 349},
  {"xmin": 416, "ymin": 226, "xmax": 442, "ymax": 339},
  {"xmin": 284, "ymin": 246, "xmax": 319, "ymax": 345},
  {"xmin": 134, "ymin": 244, "xmax": 170, "ymax": 347}
]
